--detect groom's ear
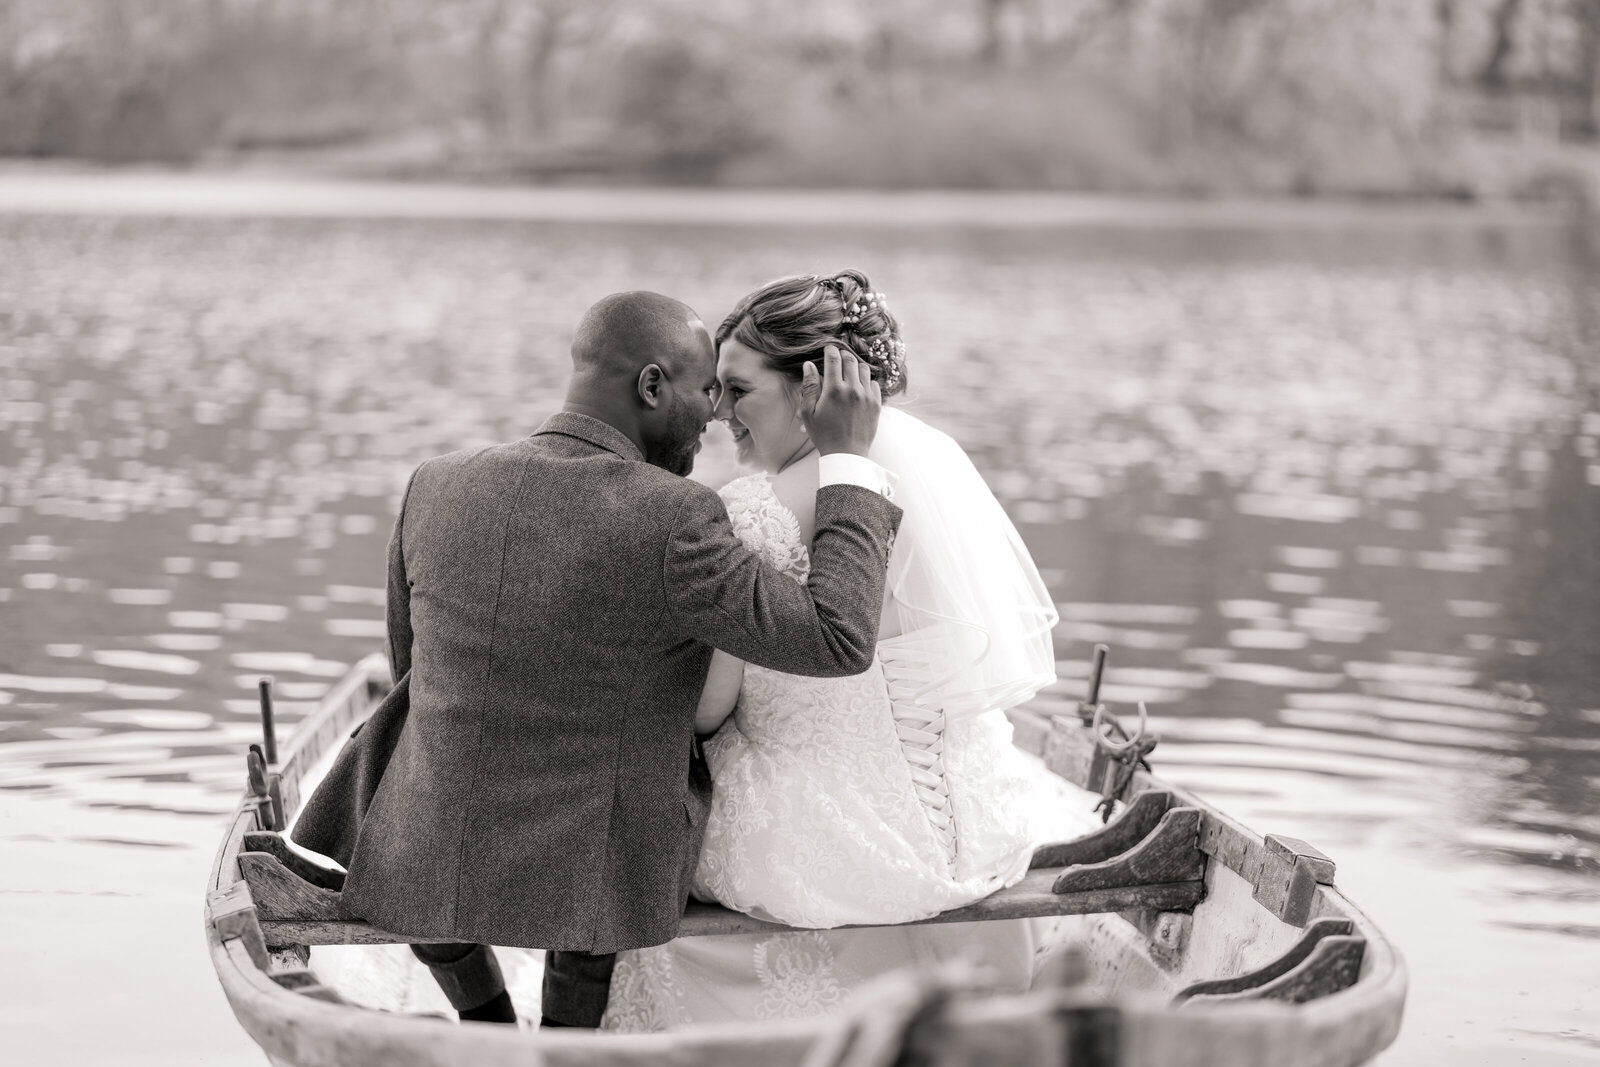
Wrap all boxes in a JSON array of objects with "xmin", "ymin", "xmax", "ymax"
[{"xmin": 637, "ymin": 363, "xmax": 664, "ymax": 410}]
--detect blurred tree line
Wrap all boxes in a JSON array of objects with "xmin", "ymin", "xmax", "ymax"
[{"xmin": 1, "ymin": 0, "xmax": 1597, "ymax": 198}]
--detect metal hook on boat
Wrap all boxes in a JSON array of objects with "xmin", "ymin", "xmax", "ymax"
[
  {"xmin": 1090, "ymin": 701, "xmax": 1158, "ymax": 824},
  {"xmin": 1092, "ymin": 700, "xmax": 1148, "ymax": 756}
]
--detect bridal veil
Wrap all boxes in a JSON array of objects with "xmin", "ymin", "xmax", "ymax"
[{"xmin": 869, "ymin": 407, "xmax": 1059, "ymax": 720}]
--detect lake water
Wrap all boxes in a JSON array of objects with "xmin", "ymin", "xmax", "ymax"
[{"xmin": 0, "ymin": 177, "xmax": 1596, "ymax": 1065}]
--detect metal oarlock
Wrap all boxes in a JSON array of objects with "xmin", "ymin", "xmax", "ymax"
[
  {"xmin": 1084, "ymin": 643, "xmax": 1108, "ymax": 707},
  {"xmin": 246, "ymin": 744, "xmax": 279, "ymax": 831},
  {"xmin": 247, "ymin": 677, "xmax": 284, "ymax": 830},
  {"xmin": 1075, "ymin": 643, "xmax": 1160, "ymax": 822}
]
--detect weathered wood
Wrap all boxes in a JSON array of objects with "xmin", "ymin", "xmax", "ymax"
[
  {"xmin": 270, "ymin": 968, "xmax": 350, "ymax": 1004},
  {"xmin": 1031, "ymin": 790, "xmax": 1176, "ymax": 869},
  {"xmin": 243, "ymin": 831, "xmax": 347, "ymax": 892},
  {"xmin": 1194, "ymin": 815, "xmax": 1337, "ymax": 928},
  {"xmin": 247, "ymin": 747, "xmax": 269, "ymax": 795},
  {"xmin": 235, "ymin": 845, "xmax": 1204, "ymax": 945},
  {"xmin": 1185, "ymin": 934, "xmax": 1366, "ymax": 1006},
  {"xmin": 1031, "ymin": 708, "xmax": 1347, "ymax": 929},
  {"xmin": 275, "ymin": 758, "xmax": 304, "ymax": 827},
  {"xmin": 266, "ymin": 773, "xmax": 286, "ymax": 837},
  {"xmin": 680, "ymin": 873, "xmax": 1206, "ymax": 937},
  {"xmin": 1197, "ymin": 813, "xmax": 1259, "ymax": 876},
  {"xmin": 238, "ymin": 850, "xmax": 349, "ymax": 924},
  {"xmin": 1266, "ymin": 834, "xmax": 1337, "ymax": 883},
  {"xmin": 246, "ymin": 746, "xmax": 278, "ymax": 832},
  {"xmin": 268, "ymin": 944, "xmax": 311, "ymax": 974},
  {"xmin": 1253, "ymin": 835, "xmax": 1338, "ymax": 928},
  {"xmin": 1042, "ymin": 712, "xmax": 1098, "ymax": 789},
  {"xmin": 1118, "ymin": 908, "xmax": 1193, "ymax": 968},
  {"xmin": 209, "ymin": 879, "xmax": 269, "ymax": 971},
  {"xmin": 212, "ymin": 932, "xmax": 1111, "ymax": 1067},
  {"xmin": 259, "ymin": 676, "xmax": 279, "ymax": 764},
  {"xmin": 1172, "ymin": 918, "xmax": 1354, "ymax": 1003},
  {"xmin": 1053, "ymin": 807, "xmax": 1205, "ymax": 896},
  {"xmin": 257, "ymin": 920, "xmax": 460, "ymax": 949},
  {"xmin": 1258, "ymin": 935, "xmax": 1366, "ymax": 1004},
  {"xmin": 214, "ymin": 806, "xmax": 257, "ymax": 890},
  {"xmin": 1084, "ymin": 644, "xmax": 1109, "ymax": 704},
  {"xmin": 205, "ymin": 658, "xmax": 1409, "ymax": 1067},
  {"xmin": 259, "ymin": 879, "xmax": 1208, "ymax": 947}
]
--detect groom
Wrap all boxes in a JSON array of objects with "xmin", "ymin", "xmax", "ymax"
[{"xmin": 292, "ymin": 291, "xmax": 900, "ymax": 1028}]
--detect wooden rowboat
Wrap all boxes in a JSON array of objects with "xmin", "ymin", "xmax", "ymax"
[{"xmin": 206, "ymin": 651, "xmax": 1406, "ymax": 1066}]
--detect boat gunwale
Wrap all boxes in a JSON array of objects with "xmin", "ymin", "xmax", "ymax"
[{"xmin": 205, "ymin": 655, "xmax": 1408, "ymax": 1066}]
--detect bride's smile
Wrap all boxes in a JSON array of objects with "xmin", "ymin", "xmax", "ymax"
[{"xmin": 714, "ymin": 338, "xmax": 812, "ymax": 474}]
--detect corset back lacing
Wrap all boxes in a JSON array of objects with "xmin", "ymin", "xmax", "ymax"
[{"xmin": 878, "ymin": 641, "xmax": 958, "ymax": 869}]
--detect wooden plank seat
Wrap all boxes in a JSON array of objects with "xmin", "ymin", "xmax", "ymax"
[
  {"xmin": 237, "ymin": 788, "xmax": 1211, "ymax": 950},
  {"xmin": 238, "ymin": 844, "xmax": 1207, "ymax": 950}
]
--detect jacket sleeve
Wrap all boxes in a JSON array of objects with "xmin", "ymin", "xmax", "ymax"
[
  {"xmin": 385, "ymin": 467, "xmax": 419, "ymax": 681},
  {"xmin": 663, "ymin": 481, "xmax": 901, "ymax": 677}
]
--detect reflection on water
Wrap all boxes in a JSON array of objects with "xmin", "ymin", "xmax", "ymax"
[{"xmin": 1, "ymin": 210, "xmax": 1598, "ymax": 1062}]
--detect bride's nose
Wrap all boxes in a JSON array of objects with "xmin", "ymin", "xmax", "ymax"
[{"xmin": 712, "ymin": 388, "xmax": 732, "ymax": 422}]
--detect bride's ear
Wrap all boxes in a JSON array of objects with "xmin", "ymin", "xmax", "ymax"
[
  {"xmin": 637, "ymin": 364, "xmax": 664, "ymax": 410},
  {"xmin": 784, "ymin": 381, "xmax": 808, "ymax": 431}
]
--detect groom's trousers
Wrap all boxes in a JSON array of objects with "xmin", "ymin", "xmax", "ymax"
[
  {"xmin": 410, "ymin": 942, "xmax": 509, "ymax": 1017},
  {"xmin": 409, "ymin": 942, "xmax": 616, "ymax": 1027},
  {"xmin": 540, "ymin": 949, "xmax": 618, "ymax": 1028}
]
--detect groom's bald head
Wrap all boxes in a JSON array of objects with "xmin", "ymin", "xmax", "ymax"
[
  {"xmin": 563, "ymin": 291, "xmax": 718, "ymax": 476},
  {"xmin": 571, "ymin": 291, "xmax": 707, "ymax": 381}
]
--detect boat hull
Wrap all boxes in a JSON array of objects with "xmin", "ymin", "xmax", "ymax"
[{"xmin": 206, "ymin": 655, "xmax": 1406, "ymax": 1066}]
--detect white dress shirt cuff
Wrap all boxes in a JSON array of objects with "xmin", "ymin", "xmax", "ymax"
[{"xmin": 817, "ymin": 454, "xmax": 897, "ymax": 501}]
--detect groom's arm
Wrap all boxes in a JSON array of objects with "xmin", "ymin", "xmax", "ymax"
[{"xmin": 663, "ymin": 479, "xmax": 900, "ymax": 678}]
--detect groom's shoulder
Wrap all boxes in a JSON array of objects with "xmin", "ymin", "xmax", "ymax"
[
  {"xmin": 404, "ymin": 442, "xmax": 511, "ymax": 485},
  {"xmin": 407, "ymin": 440, "xmax": 722, "ymax": 521},
  {"xmin": 624, "ymin": 463, "xmax": 722, "ymax": 515}
]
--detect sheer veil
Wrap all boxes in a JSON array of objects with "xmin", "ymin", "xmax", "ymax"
[{"xmin": 869, "ymin": 407, "xmax": 1058, "ymax": 720}]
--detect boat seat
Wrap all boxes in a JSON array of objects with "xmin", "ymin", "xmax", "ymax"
[{"xmin": 235, "ymin": 791, "xmax": 1210, "ymax": 949}]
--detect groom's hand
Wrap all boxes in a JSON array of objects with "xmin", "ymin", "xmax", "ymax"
[{"xmin": 801, "ymin": 344, "xmax": 882, "ymax": 457}]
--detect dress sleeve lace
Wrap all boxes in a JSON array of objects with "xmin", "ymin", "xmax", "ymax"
[{"xmin": 718, "ymin": 473, "xmax": 810, "ymax": 583}]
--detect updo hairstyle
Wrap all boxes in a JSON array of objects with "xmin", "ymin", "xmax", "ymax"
[{"xmin": 715, "ymin": 268, "xmax": 908, "ymax": 399}]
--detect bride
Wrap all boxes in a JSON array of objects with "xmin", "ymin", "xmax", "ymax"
[{"xmin": 601, "ymin": 270, "xmax": 1090, "ymax": 1031}]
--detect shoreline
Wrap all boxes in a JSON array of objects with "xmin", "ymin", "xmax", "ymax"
[{"xmin": 0, "ymin": 166, "xmax": 1576, "ymax": 229}]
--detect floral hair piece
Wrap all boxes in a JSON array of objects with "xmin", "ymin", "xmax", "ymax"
[
  {"xmin": 865, "ymin": 335, "xmax": 905, "ymax": 391},
  {"xmin": 841, "ymin": 291, "xmax": 886, "ymax": 326}
]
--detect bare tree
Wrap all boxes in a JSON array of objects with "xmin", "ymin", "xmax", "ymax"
[
  {"xmin": 1042, "ymin": 0, "xmax": 1143, "ymax": 63},
  {"xmin": 1480, "ymin": 0, "xmax": 1523, "ymax": 88},
  {"xmin": 521, "ymin": 0, "xmax": 618, "ymax": 137},
  {"xmin": 1575, "ymin": 0, "xmax": 1600, "ymax": 135}
]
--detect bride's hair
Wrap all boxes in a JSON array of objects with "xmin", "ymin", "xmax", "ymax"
[{"xmin": 715, "ymin": 269, "xmax": 908, "ymax": 399}]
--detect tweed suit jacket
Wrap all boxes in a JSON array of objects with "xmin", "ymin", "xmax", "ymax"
[{"xmin": 295, "ymin": 412, "xmax": 901, "ymax": 954}]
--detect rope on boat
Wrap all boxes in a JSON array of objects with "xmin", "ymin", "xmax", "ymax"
[
  {"xmin": 1081, "ymin": 700, "xmax": 1158, "ymax": 824},
  {"xmin": 1074, "ymin": 643, "xmax": 1159, "ymax": 823}
]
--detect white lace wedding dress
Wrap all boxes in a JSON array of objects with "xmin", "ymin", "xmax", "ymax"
[{"xmin": 600, "ymin": 469, "xmax": 1096, "ymax": 1032}]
